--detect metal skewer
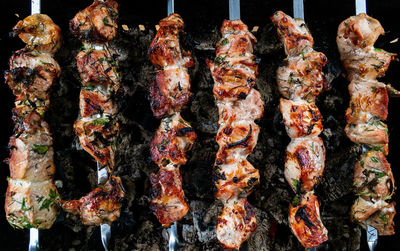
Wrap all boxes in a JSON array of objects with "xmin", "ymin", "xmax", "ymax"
[
  {"xmin": 97, "ymin": 162, "xmax": 111, "ymax": 251},
  {"xmin": 165, "ymin": 1, "xmax": 180, "ymax": 250},
  {"xmin": 292, "ymin": 1, "xmax": 316, "ymax": 251},
  {"xmin": 229, "ymin": 0, "xmax": 240, "ymax": 20},
  {"xmin": 28, "ymin": 1, "xmax": 41, "ymax": 250},
  {"xmin": 354, "ymin": 1, "xmax": 378, "ymax": 250}
]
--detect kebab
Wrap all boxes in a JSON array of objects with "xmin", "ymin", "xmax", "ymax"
[
  {"xmin": 207, "ymin": 1, "xmax": 264, "ymax": 249},
  {"xmin": 59, "ymin": 1, "xmax": 125, "ymax": 247},
  {"xmin": 4, "ymin": 10, "xmax": 61, "ymax": 247},
  {"xmin": 148, "ymin": 10, "xmax": 197, "ymax": 236},
  {"xmin": 336, "ymin": 5, "xmax": 397, "ymax": 247},
  {"xmin": 271, "ymin": 10, "xmax": 329, "ymax": 248}
]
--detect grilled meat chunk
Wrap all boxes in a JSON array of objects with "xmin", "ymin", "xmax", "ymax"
[
  {"xmin": 272, "ymin": 11, "xmax": 329, "ymax": 247},
  {"xmin": 285, "ymin": 137, "xmax": 325, "ymax": 192},
  {"xmin": 280, "ymin": 98, "xmax": 323, "ymax": 138},
  {"xmin": 80, "ymin": 88, "xmax": 117, "ymax": 117},
  {"xmin": 13, "ymin": 14, "xmax": 61, "ymax": 55},
  {"xmin": 76, "ymin": 47, "xmax": 120, "ymax": 85},
  {"xmin": 5, "ymin": 179, "xmax": 59, "ymax": 229},
  {"xmin": 210, "ymin": 19, "xmax": 263, "ymax": 250},
  {"xmin": 149, "ymin": 68, "xmax": 191, "ymax": 119},
  {"xmin": 70, "ymin": 0, "xmax": 118, "ymax": 43},
  {"xmin": 150, "ymin": 165, "xmax": 188, "ymax": 227},
  {"xmin": 289, "ymin": 192, "xmax": 328, "ymax": 248},
  {"xmin": 74, "ymin": 116, "xmax": 119, "ymax": 169},
  {"xmin": 277, "ymin": 49, "xmax": 327, "ymax": 103},
  {"xmin": 337, "ymin": 13, "xmax": 396, "ymax": 236},
  {"xmin": 271, "ymin": 11, "xmax": 314, "ymax": 57},
  {"xmin": 216, "ymin": 198, "xmax": 257, "ymax": 250},
  {"xmin": 60, "ymin": 176, "xmax": 124, "ymax": 225},
  {"xmin": 150, "ymin": 113, "xmax": 196, "ymax": 166},
  {"xmin": 148, "ymin": 14, "xmax": 194, "ymax": 69}
]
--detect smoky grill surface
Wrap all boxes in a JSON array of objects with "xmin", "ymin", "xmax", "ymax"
[{"xmin": 1, "ymin": 0, "xmax": 399, "ymax": 250}]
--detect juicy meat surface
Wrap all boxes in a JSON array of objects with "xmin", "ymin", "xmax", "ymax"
[
  {"xmin": 285, "ymin": 137, "xmax": 325, "ymax": 193},
  {"xmin": 150, "ymin": 165, "xmax": 188, "ymax": 227},
  {"xmin": 211, "ymin": 19, "xmax": 263, "ymax": 250},
  {"xmin": 60, "ymin": 176, "xmax": 124, "ymax": 225},
  {"xmin": 271, "ymin": 11, "xmax": 314, "ymax": 57},
  {"xmin": 74, "ymin": 116, "xmax": 119, "ymax": 169},
  {"xmin": 216, "ymin": 198, "xmax": 257, "ymax": 250},
  {"xmin": 70, "ymin": 0, "xmax": 119, "ymax": 43},
  {"xmin": 5, "ymin": 179, "xmax": 59, "ymax": 229},
  {"xmin": 13, "ymin": 14, "xmax": 61, "ymax": 55},
  {"xmin": 280, "ymin": 98, "xmax": 323, "ymax": 138},
  {"xmin": 289, "ymin": 192, "xmax": 328, "ymax": 248}
]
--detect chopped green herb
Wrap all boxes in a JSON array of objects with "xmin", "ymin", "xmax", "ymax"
[
  {"xmin": 214, "ymin": 56, "xmax": 225, "ymax": 65},
  {"xmin": 21, "ymin": 198, "xmax": 33, "ymax": 212},
  {"xmin": 292, "ymin": 194, "xmax": 300, "ymax": 206},
  {"xmin": 291, "ymin": 178, "xmax": 299, "ymax": 190},
  {"xmin": 360, "ymin": 160, "xmax": 365, "ymax": 166},
  {"xmin": 374, "ymin": 48, "xmax": 382, "ymax": 52},
  {"xmin": 220, "ymin": 38, "xmax": 229, "ymax": 46},
  {"xmin": 371, "ymin": 86, "xmax": 377, "ymax": 92},
  {"xmin": 368, "ymin": 170, "xmax": 386, "ymax": 178},
  {"xmin": 32, "ymin": 144, "xmax": 49, "ymax": 155},
  {"xmin": 301, "ymin": 50, "xmax": 305, "ymax": 59},
  {"xmin": 39, "ymin": 59, "xmax": 53, "ymax": 66},
  {"xmin": 371, "ymin": 156, "xmax": 379, "ymax": 163},
  {"xmin": 39, "ymin": 189, "xmax": 59, "ymax": 211},
  {"xmin": 103, "ymin": 16, "xmax": 109, "ymax": 24},
  {"xmin": 90, "ymin": 118, "xmax": 110, "ymax": 126},
  {"xmin": 82, "ymin": 85, "xmax": 95, "ymax": 91},
  {"xmin": 371, "ymin": 146, "xmax": 382, "ymax": 152},
  {"xmin": 378, "ymin": 213, "xmax": 388, "ymax": 223}
]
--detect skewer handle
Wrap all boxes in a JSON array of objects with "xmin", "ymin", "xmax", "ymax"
[
  {"xmin": 31, "ymin": 0, "xmax": 41, "ymax": 14},
  {"xmin": 28, "ymin": 228, "xmax": 39, "ymax": 251},
  {"xmin": 229, "ymin": 0, "xmax": 240, "ymax": 20},
  {"xmin": 367, "ymin": 225, "xmax": 378, "ymax": 251},
  {"xmin": 293, "ymin": 0, "xmax": 304, "ymax": 19},
  {"xmin": 355, "ymin": 0, "xmax": 367, "ymax": 14},
  {"xmin": 167, "ymin": 0, "xmax": 174, "ymax": 15},
  {"xmin": 168, "ymin": 222, "xmax": 179, "ymax": 251}
]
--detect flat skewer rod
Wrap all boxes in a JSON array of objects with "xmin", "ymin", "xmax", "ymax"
[
  {"xmin": 355, "ymin": 0, "xmax": 367, "ymax": 14},
  {"xmin": 293, "ymin": 0, "xmax": 304, "ymax": 19},
  {"xmin": 166, "ymin": 1, "xmax": 179, "ymax": 250},
  {"xmin": 167, "ymin": 0, "xmax": 174, "ymax": 15},
  {"xmin": 97, "ymin": 162, "xmax": 111, "ymax": 251},
  {"xmin": 28, "ymin": 0, "xmax": 41, "ymax": 250},
  {"xmin": 229, "ymin": 0, "xmax": 240, "ymax": 20},
  {"xmin": 355, "ymin": 1, "xmax": 378, "ymax": 251}
]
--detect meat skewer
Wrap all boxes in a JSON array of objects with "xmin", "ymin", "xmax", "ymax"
[
  {"xmin": 59, "ymin": 1, "xmax": 125, "ymax": 250},
  {"xmin": 208, "ymin": 0, "xmax": 264, "ymax": 249},
  {"xmin": 148, "ymin": 1, "xmax": 197, "ymax": 250},
  {"xmin": 337, "ymin": 1, "xmax": 398, "ymax": 250},
  {"xmin": 271, "ymin": 5, "xmax": 329, "ymax": 248},
  {"xmin": 4, "ymin": 0, "xmax": 62, "ymax": 249}
]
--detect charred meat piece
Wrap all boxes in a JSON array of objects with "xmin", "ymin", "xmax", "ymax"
[
  {"xmin": 280, "ymin": 98, "xmax": 323, "ymax": 138},
  {"xmin": 271, "ymin": 11, "xmax": 314, "ymax": 57},
  {"xmin": 60, "ymin": 176, "xmax": 124, "ymax": 225},
  {"xmin": 272, "ymin": 11, "xmax": 329, "ymax": 248},
  {"xmin": 148, "ymin": 14, "xmax": 194, "ymax": 69},
  {"xmin": 149, "ymin": 68, "xmax": 191, "ymax": 119},
  {"xmin": 13, "ymin": 14, "xmax": 61, "ymax": 55},
  {"xmin": 74, "ymin": 117, "xmax": 119, "ymax": 168},
  {"xmin": 216, "ymin": 198, "xmax": 257, "ymax": 250},
  {"xmin": 150, "ymin": 113, "xmax": 196, "ymax": 166},
  {"xmin": 150, "ymin": 165, "xmax": 188, "ymax": 227},
  {"xmin": 285, "ymin": 137, "xmax": 325, "ymax": 193},
  {"xmin": 337, "ymin": 13, "xmax": 396, "ymax": 236},
  {"xmin": 276, "ymin": 49, "xmax": 327, "ymax": 103},
  {"xmin": 70, "ymin": 0, "xmax": 118, "ymax": 43},
  {"xmin": 4, "ymin": 14, "xmax": 61, "ymax": 230},
  {"xmin": 289, "ymin": 192, "xmax": 328, "ymax": 248},
  {"xmin": 76, "ymin": 47, "xmax": 120, "ymax": 85},
  {"xmin": 210, "ymin": 19, "xmax": 263, "ymax": 250},
  {"xmin": 80, "ymin": 88, "xmax": 117, "ymax": 117}
]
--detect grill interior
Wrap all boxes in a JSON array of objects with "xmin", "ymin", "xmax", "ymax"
[{"xmin": 1, "ymin": 0, "xmax": 399, "ymax": 250}]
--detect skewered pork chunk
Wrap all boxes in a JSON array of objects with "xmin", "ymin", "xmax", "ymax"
[
  {"xmin": 272, "ymin": 10, "xmax": 328, "ymax": 248},
  {"xmin": 4, "ymin": 14, "xmax": 61, "ymax": 229},
  {"xmin": 337, "ymin": 13, "xmax": 397, "ymax": 235},
  {"xmin": 209, "ymin": 19, "xmax": 263, "ymax": 249},
  {"xmin": 148, "ymin": 13, "xmax": 196, "ymax": 228}
]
